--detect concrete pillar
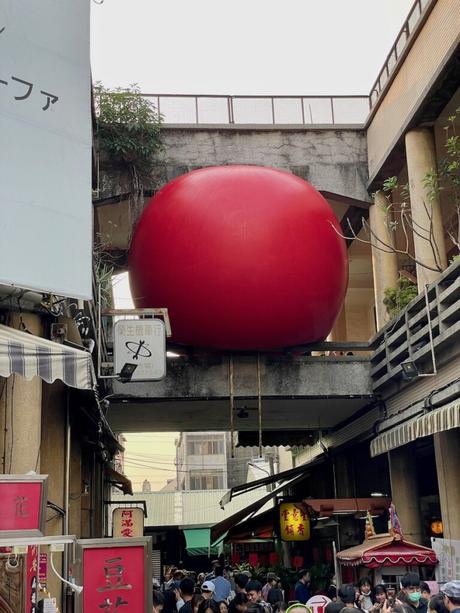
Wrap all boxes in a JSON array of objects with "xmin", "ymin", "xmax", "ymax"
[
  {"xmin": 433, "ymin": 429, "xmax": 460, "ymax": 540},
  {"xmin": 0, "ymin": 313, "xmax": 42, "ymax": 474},
  {"xmin": 369, "ymin": 192, "xmax": 399, "ymax": 329},
  {"xmin": 388, "ymin": 446, "xmax": 423, "ymax": 543},
  {"xmin": 405, "ymin": 128, "xmax": 447, "ymax": 290}
]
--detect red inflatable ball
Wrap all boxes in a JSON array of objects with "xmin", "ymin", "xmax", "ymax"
[{"xmin": 129, "ymin": 165, "xmax": 348, "ymax": 351}]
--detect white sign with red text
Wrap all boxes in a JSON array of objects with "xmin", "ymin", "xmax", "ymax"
[{"xmin": 307, "ymin": 595, "xmax": 331, "ymax": 613}]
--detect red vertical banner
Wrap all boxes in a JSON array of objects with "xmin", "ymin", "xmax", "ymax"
[
  {"xmin": 27, "ymin": 545, "xmax": 39, "ymax": 613},
  {"xmin": 75, "ymin": 538, "xmax": 152, "ymax": 613}
]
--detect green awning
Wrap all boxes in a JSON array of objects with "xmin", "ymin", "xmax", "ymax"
[{"xmin": 184, "ymin": 528, "xmax": 219, "ymax": 557}]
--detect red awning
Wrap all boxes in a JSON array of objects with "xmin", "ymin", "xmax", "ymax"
[{"xmin": 337, "ymin": 533, "xmax": 438, "ymax": 568}]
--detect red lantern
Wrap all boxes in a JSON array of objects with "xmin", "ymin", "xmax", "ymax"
[
  {"xmin": 129, "ymin": 166, "xmax": 348, "ymax": 350},
  {"xmin": 248, "ymin": 553, "xmax": 259, "ymax": 566},
  {"xmin": 292, "ymin": 555, "xmax": 304, "ymax": 568},
  {"xmin": 269, "ymin": 552, "xmax": 280, "ymax": 566}
]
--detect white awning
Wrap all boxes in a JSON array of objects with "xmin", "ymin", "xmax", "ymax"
[
  {"xmin": 370, "ymin": 401, "xmax": 460, "ymax": 457},
  {"xmin": 0, "ymin": 324, "xmax": 95, "ymax": 390}
]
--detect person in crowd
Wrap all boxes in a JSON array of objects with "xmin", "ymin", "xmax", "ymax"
[
  {"xmin": 358, "ymin": 577, "xmax": 374, "ymax": 612},
  {"xmin": 202, "ymin": 581, "xmax": 216, "ymax": 601},
  {"xmin": 326, "ymin": 576, "xmax": 338, "ymax": 602},
  {"xmin": 263, "ymin": 573, "xmax": 279, "ymax": 601},
  {"xmin": 267, "ymin": 581, "xmax": 284, "ymax": 607},
  {"xmin": 153, "ymin": 590, "xmax": 166, "ymax": 613},
  {"xmin": 285, "ymin": 604, "xmax": 313, "ymax": 613},
  {"xmin": 294, "ymin": 570, "xmax": 311, "ymax": 604},
  {"xmin": 246, "ymin": 580, "xmax": 272, "ymax": 613},
  {"xmin": 369, "ymin": 585, "xmax": 388, "ymax": 613},
  {"xmin": 213, "ymin": 566, "xmax": 231, "ymax": 602},
  {"xmin": 199, "ymin": 600, "xmax": 220, "ymax": 613},
  {"xmin": 428, "ymin": 594, "xmax": 449, "ymax": 613},
  {"xmin": 273, "ymin": 603, "xmax": 288, "ymax": 613},
  {"xmin": 398, "ymin": 573, "xmax": 428, "ymax": 613},
  {"xmin": 218, "ymin": 602, "xmax": 229, "ymax": 613},
  {"xmin": 247, "ymin": 604, "xmax": 268, "ymax": 613},
  {"xmin": 229, "ymin": 591, "xmax": 249, "ymax": 613},
  {"xmin": 179, "ymin": 578, "xmax": 196, "ymax": 613},
  {"xmin": 420, "ymin": 585, "xmax": 431, "ymax": 602},
  {"xmin": 197, "ymin": 574, "xmax": 206, "ymax": 588},
  {"xmin": 192, "ymin": 594, "xmax": 205, "ymax": 613},
  {"xmin": 235, "ymin": 574, "xmax": 250, "ymax": 594},
  {"xmin": 441, "ymin": 581, "xmax": 460, "ymax": 613},
  {"xmin": 338, "ymin": 584, "xmax": 366, "ymax": 613},
  {"xmin": 164, "ymin": 588, "xmax": 181, "ymax": 613},
  {"xmin": 206, "ymin": 561, "xmax": 221, "ymax": 580},
  {"xmin": 326, "ymin": 585, "xmax": 357, "ymax": 613}
]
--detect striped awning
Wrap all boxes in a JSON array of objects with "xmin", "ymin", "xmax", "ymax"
[
  {"xmin": 370, "ymin": 401, "xmax": 460, "ymax": 457},
  {"xmin": 0, "ymin": 324, "xmax": 95, "ymax": 390}
]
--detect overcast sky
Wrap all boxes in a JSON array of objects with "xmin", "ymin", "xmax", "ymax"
[
  {"xmin": 101, "ymin": 0, "xmax": 414, "ymax": 491},
  {"xmin": 91, "ymin": 0, "xmax": 414, "ymax": 95}
]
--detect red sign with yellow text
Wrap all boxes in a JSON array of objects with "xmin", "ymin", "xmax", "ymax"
[{"xmin": 279, "ymin": 502, "xmax": 310, "ymax": 541}]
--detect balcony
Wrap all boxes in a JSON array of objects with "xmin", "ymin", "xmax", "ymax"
[{"xmin": 370, "ymin": 259, "xmax": 460, "ymax": 391}]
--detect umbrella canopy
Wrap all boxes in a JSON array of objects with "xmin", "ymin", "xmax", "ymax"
[{"xmin": 337, "ymin": 533, "xmax": 438, "ymax": 568}]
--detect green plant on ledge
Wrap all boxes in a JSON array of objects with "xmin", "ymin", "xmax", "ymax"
[
  {"xmin": 94, "ymin": 82, "xmax": 163, "ymax": 222},
  {"xmin": 383, "ymin": 277, "xmax": 418, "ymax": 318}
]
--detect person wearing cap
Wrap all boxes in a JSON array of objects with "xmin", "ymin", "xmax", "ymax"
[
  {"xmin": 202, "ymin": 581, "xmax": 216, "ymax": 601},
  {"xmin": 213, "ymin": 566, "xmax": 231, "ymax": 602},
  {"xmin": 442, "ymin": 581, "xmax": 460, "ymax": 613},
  {"xmin": 263, "ymin": 574, "xmax": 279, "ymax": 602}
]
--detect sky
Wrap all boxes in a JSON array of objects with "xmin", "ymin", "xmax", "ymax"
[
  {"xmin": 90, "ymin": 0, "xmax": 414, "ymax": 96},
  {"xmin": 100, "ymin": 1, "xmax": 414, "ymax": 491}
]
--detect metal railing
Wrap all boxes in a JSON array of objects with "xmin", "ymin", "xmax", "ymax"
[
  {"xmin": 370, "ymin": 260, "xmax": 460, "ymax": 390},
  {"xmin": 369, "ymin": 0, "xmax": 434, "ymax": 109},
  {"xmin": 141, "ymin": 94, "xmax": 370, "ymax": 126}
]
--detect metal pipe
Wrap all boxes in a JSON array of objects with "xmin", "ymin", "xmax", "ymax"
[{"xmin": 63, "ymin": 391, "xmax": 71, "ymax": 612}]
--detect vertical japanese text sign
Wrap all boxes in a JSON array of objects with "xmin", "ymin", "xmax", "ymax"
[
  {"xmin": 112, "ymin": 507, "xmax": 145, "ymax": 538},
  {"xmin": 75, "ymin": 537, "xmax": 153, "ymax": 613},
  {"xmin": 0, "ymin": 475, "xmax": 48, "ymax": 536},
  {"xmin": 279, "ymin": 502, "xmax": 310, "ymax": 541}
]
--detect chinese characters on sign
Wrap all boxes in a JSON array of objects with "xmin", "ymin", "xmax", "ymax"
[
  {"xmin": 114, "ymin": 319, "xmax": 166, "ymax": 381},
  {"xmin": 112, "ymin": 508, "xmax": 144, "ymax": 538},
  {"xmin": 0, "ymin": 476, "xmax": 47, "ymax": 535},
  {"xmin": 279, "ymin": 502, "xmax": 310, "ymax": 541},
  {"xmin": 77, "ymin": 539, "xmax": 151, "ymax": 613}
]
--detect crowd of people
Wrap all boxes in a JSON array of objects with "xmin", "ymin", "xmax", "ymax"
[
  {"xmin": 324, "ymin": 573, "xmax": 460, "ymax": 613},
  {"xmin": 151, "ymin": 565, "xmax": 313, "ymax": 613},
  {"xmin": 150, "ymin": 565, "xmax": 460, "ymax": 613}
]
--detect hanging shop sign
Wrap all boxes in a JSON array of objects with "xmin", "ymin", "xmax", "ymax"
[
  {"xmin": 279, "ymin": 502, "xmax": 310, "ymax": 541},
  {"xmin": 114, "ymin": 319, "xmax": 166, "ymax": 381},
  {"xmin": 431, "ymin": 537, "xmax": 460, "ymax": 582},
  {"xmin": 0, "ymin": 475, "xmax": 48, "ymax": 537},
  {"xmin": 112, "ymin": 507, "xmax": 144, "ymax": 538},
  {"xmin": 74, "ymin": 537, "xmax": 152, "ymax": 613},
  {"xmin": 307, "ymin": 595, "xmax": 331, "ymax": 613}
]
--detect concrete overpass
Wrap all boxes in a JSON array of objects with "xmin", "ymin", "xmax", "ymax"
[{"xmin": 105, "ymin": 354, "xmax": 374, "ymax": 433}]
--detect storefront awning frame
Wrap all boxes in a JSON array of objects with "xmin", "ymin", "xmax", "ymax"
[
  {"xmin": 370, "ymin": 400, "xmax": 460, "ymax": 457},
  {"xmin": 0, "ymin": 323, "xmax": 95, "ymax": 390}
]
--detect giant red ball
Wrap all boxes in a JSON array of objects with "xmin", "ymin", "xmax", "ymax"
[{"xmin": 129, "ymin": 165, "xmax": 348, "ymax": 350}]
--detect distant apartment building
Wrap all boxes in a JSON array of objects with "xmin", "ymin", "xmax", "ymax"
[{"xmin": 175, "ymin": 431, "xmax": 277, "ymax": 491}]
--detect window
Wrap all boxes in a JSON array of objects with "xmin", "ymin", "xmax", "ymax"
[
  {"xmin": 189, "ymin": 472, "xmax": 224, "ymax": 490},
  {"xmin": 186, "ymin": 438, "xmax": 224, "ymax": 456}
]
